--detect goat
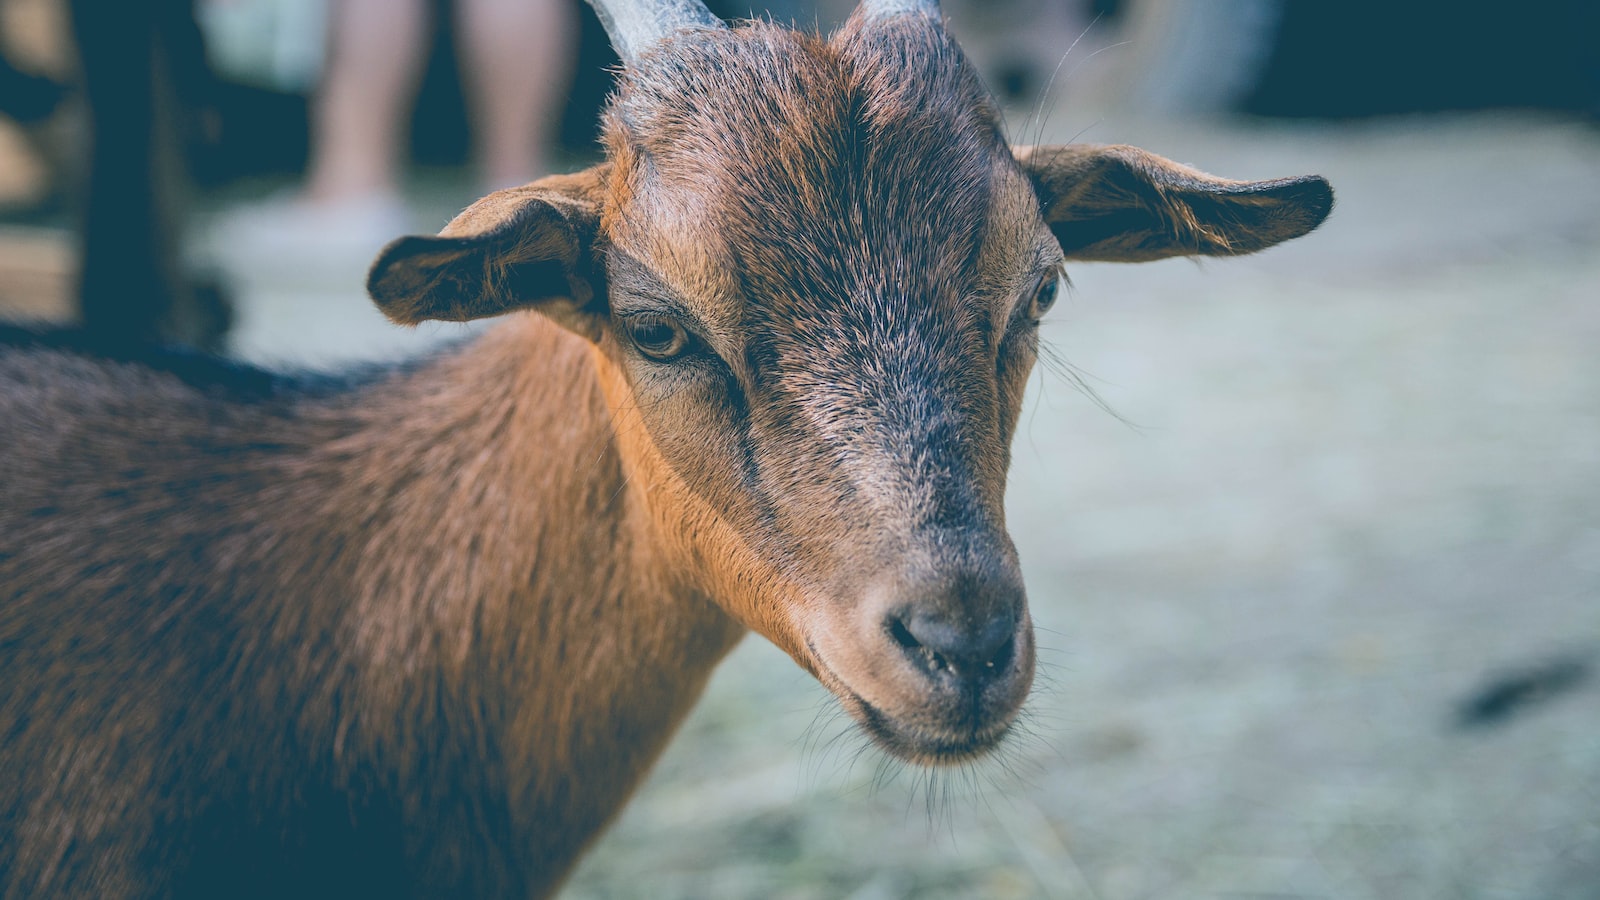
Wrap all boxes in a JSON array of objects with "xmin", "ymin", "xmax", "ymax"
[{"xmin": 0, "ymin": 0, "xmax": 1334, "ymax": 896}]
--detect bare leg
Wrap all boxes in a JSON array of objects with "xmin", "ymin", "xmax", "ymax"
[
  {"xmin": 305, "ymin": 0, "xmax": 430, "ymax": 203},
  {"xmin": 456, "ymin": 0, "xmax": 577, "ymax": 190}
]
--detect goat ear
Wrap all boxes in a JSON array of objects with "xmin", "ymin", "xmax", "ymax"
[
  {"xmin": 1015, "ymin": 144, "xmax": 1333, "ymax": 262},
  {"xmin": 367, "ymin": 167, "xmax": 608, "ymax": 340}
]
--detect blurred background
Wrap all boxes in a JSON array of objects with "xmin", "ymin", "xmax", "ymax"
[{"xmin": 2, "ymin": 0, "xmax": 1597, "ymax": 897}]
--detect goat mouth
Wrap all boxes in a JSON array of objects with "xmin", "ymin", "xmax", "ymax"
[
  {"xmin": 853, "ymin": 699, "xmax": 1014, "ymax": 765},
  {"xmin": 805, "ymin": 640, "xmax": 1016, "ymax": 765}
]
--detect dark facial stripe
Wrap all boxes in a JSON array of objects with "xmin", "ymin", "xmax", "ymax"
[{"xmin": 606, "ymin": 17, "xmax": 1018, "ymax": 572}]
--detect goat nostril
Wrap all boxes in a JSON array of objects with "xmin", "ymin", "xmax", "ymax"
[
  {"xmin": 889, "ymin": 609, "xmax": 1017, "ymax": 681},
  {"xmin": 887, "ymin": 615, "xmax": 952, "ymax": 674},
  {"xmin": 888, "ymin": 616, "xmax": 920, "ymax": 652},
  {"xmin": 987, "ymin": 634, "xmax": 1016, "ymax": 672}
]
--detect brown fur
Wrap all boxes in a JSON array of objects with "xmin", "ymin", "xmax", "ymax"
[
  {"xmin": 1, "ymin": 8, "xmax": 1332, "ymax": 898},
  {"xmin": 1017, "ymin": 143, "xmax": 1334, "ymax": 261},
  {"xmin": 0, "ymin": 321, "xmax": 738, "ymax": 898}
]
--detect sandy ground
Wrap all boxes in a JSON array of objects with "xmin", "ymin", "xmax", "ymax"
[{"xmin": 7, "ymin": 105, "xmax": 1594, "ymax": 898}]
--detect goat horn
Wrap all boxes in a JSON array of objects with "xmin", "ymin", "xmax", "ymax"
[
  {"xmin": 585, "ymin": 0, "xmax": 725, "ymax": 65},
  {"xmin": 857, "ymin": 0, "xmax": 941, "ymax": 19}
]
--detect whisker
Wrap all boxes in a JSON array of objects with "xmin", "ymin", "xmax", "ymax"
[
  {"xmin": 1025, "ymin": 13, "xmax": 1105, "ymax": 148},
  {"xmin": 1037, "ymin": 337, "xmax": 1141, "ymax": 431},
  {"xmin": 1034, "ymin": 36, "xmax": 1133, "ymax": 147}
]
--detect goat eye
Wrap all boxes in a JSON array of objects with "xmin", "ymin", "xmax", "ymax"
[
  {"xmin": 1028, "ymin": 273, "xmax": 1060, "ymax": 320},
  {"xmin": 625, "ymin": 315, "xmax": 691, "ymax": 361}
]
